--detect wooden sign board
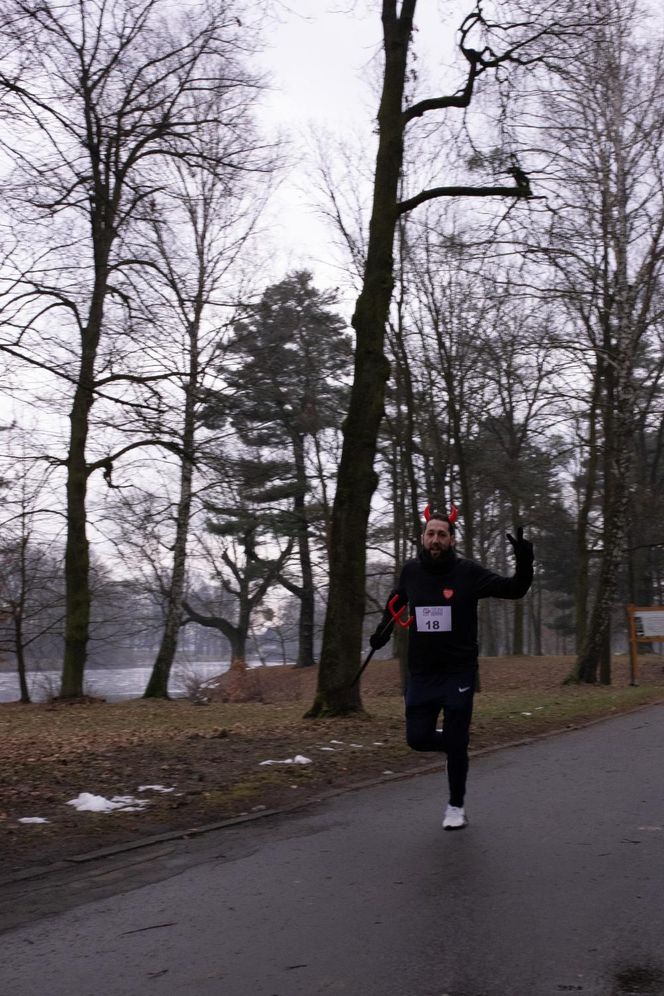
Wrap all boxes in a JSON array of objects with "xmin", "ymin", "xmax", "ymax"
[{"xmin": 626, "ymin": 605, "xmax": 664, "ymax": 685}]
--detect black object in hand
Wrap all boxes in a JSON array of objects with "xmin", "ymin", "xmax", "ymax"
[
  {"xmin": 369, "ymin": 589, "xmax": 403, "ymax": 649},
  {"xmin": 369, "ymin": 626, "xmax": 392, "ymax": 651}
]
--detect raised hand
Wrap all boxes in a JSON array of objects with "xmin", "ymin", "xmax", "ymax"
[{"xmin": 506, "ymin": 526, "xmax": 534, "ymax": 564}]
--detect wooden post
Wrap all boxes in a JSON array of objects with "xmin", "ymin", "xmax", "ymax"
[{"xmin": 626, "ymin": 604, "xmax": 638, "ymax": 686}]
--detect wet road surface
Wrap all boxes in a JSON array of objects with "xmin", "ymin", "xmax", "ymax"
[{"xmin": 1, "ymin": 704, "xmax": 663, "ymax": 995}]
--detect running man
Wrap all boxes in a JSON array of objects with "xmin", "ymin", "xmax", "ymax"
[{"xmin": 370, "ymin": 508, "xmax": 534, "ymax": 830}]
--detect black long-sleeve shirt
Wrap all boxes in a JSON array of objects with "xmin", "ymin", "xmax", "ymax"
[{"xmin": 394, "ymin": 550, "xmax": 533, "ymax": 676}]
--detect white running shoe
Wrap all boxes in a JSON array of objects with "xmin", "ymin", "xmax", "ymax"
[{"xmin": 443, "ymin": 804, "xmax": 467, "ymax": 830}]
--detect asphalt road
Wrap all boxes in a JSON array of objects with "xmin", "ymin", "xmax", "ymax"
[{"xmin": 1, "ymin": 705, "xmax": 663, "ymax": 996}]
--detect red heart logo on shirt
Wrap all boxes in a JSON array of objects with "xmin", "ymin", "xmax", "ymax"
[{"xmin": 443, "ymin": 588, "xmax": 454, "ymax": 599}]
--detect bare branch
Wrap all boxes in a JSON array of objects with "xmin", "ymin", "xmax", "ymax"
[{"xmin": 398, "ymin": 183, "xmax": 535, "ymax": 215}]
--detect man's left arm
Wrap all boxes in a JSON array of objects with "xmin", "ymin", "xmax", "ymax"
[{"xmin": 475, "ymin": 527, "xmax": 534, "ymax": 599}]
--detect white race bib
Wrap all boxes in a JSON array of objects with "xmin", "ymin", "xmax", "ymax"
[{"xmin": 415, "ymin": 605, "xmax": 451, "ymax": 632}]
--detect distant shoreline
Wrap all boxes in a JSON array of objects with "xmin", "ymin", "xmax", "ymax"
[{"xmin": 0, "ymin": 658, "xmax": 292, "ymax": 674}]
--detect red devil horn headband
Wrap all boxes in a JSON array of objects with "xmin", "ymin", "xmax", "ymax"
[{"xmin": 423, "ymin": 504, "xmax": 458, "ymax": 523}]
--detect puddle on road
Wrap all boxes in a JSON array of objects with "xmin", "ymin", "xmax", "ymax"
[{"xmin": 612, "ymin": 965, "xmax": 664, "ymax": 995}]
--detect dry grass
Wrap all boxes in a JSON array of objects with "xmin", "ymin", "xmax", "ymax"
[{"xmin": 1, "ymin": 654, "xmax": 663, "ymax": 876}]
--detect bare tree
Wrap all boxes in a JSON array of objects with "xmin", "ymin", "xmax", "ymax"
[
  {"xmin": 0, "ymin": 461, "xmax": 65, "ymax": 702},
  {"xmin": 137, "ymin": 143, "xmax": 271, "ymax": 698},
  {"xmin": 307, "ymin": 0, "xmax": 591, "ymax": 716},
  {"xmin": 306, "ymin": 3, "xmax": 521, "ymax": 715},
  {"xmin": 0, "ymin": 0, "xmax": 271, "ymax": 697},
  {"xmin": 520, "ymin": 0, "xmax": 664, "ymax": 681},
  {"xmin": 183, "ymin": 511, "xmax": 294, "ymax": 670},
  {"xmin": 405, "ymin": 225, "xmax": 499, "ymax": 557}
]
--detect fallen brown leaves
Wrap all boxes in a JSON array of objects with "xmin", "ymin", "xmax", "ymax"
[{"xmin": 1, "ymin": 655, "xmax": 663, "ymax": 876}]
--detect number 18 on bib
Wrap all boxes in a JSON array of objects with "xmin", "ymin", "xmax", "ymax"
[{"xmin": 415, "ymin": 605, "xmax": 452, "ymax": 632}]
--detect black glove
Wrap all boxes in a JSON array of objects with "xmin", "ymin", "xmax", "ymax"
[
  {"xmin": 369, "ymin": 622, "xmax": 393, "ymax": 651},
  {"xmin": 506, "ymin": 526, "xmax": 534, "ymax": 565},
  {"xmin": 369, "ymin": 589, "xmax": 404, "ymax": 650}
]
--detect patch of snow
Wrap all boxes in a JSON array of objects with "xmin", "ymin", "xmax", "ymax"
[
  {"xmin": 18, "ymin": 817, "xmax": 49, "ymax": 824},
  {"xmin": 138, "ymin": 785, "xmax": 176, "ymax": 793},
  {"xmin": 259, "ymin": 755, "xmax": 312, "ymax": 766},
  {"xmin": 66, "ymin": 792, "xmax": 149, "ymax": 813}
]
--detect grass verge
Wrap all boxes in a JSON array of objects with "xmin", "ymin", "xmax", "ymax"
[{"xmin": 1, "ymin": 655, "xmax": 663, "ymax": 873}]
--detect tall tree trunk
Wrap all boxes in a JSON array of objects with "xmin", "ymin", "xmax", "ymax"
[
  {"xmin": 576, "ymin": 297, "xmax": 634, "ymax": 682},
  {"xmin": 294, "ymin": 435, "xmax": 315, "ymax": 668},
  {"xmin": 144, "ymin": 318, "xmax": 199, "ymax": 698},
  {"xmin": 531, "ymin": 583, "xmax": 543, "ymax": 656},
  {"xmin": 14, "ymin": 617, "xmax": 30, "ymax": 704},
  {"xmin": 512, "ymin": 600, "xmax": 525, "ymax": 655},
  {"xmin": 445, "ymin": 370, "xmax": 474, "ymax": 558},
  {"xmin": 60, "ymin": 283, "xmax": 106, "ymax": 698},
  {"xmin": 307, "ymin": 3, "xmax": 414, "ymax": 717},
  {"xmin": 510, "ymin": 497, "xmax": 524, "ymax": 655},
  {"xmin": 296, "ymin": 548, "xmax": 315, "ymax": 668},
  {"xmin": 574, "ymin": 393, "xmax": 600, "ymax": 656},
  {"xmin": 576, "ymin": 414, "xmax": 631, "ymax": 683},
  {"xmin": 143, "ymin": 459, "xmax": 193, "ymax": 696},
  {"xmin": 389, "ymin": 229, "xmax": 422, "ymax": 546},
  {"xmin": 391, "ymin": 342, "xmax": 419, "ymax": 543},
  {"xmin": 479, "ymin": 600, "xmax": 498, "ymax": 657},
  {"xmin": 144, "ymin": 446, "xmax": 195, "ymax": 698},
  {"xmin": 14, "ymin": 534, "xmax": 31, "ymax": 703}
]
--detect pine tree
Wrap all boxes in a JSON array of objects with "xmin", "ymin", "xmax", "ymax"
[{"xmin": 204, "ymin": 271, "xmax": 352, "ymax": 666}]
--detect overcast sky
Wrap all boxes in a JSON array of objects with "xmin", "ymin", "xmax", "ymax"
[
  {"xmin": 256, "ymin": 1, "xmax": 455, "ymax": 290},
  {"xmin": 256, "ymin": 3, "xmax": 382, "ymax": 288},
  {"xmin": 257, "ymin": 0, "xmax": 663, "ymax": 292}
]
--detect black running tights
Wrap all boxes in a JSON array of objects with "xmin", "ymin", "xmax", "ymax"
[{"xmin": 404, "ymin": 671, "xmax": 475, "ymax": 808}]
